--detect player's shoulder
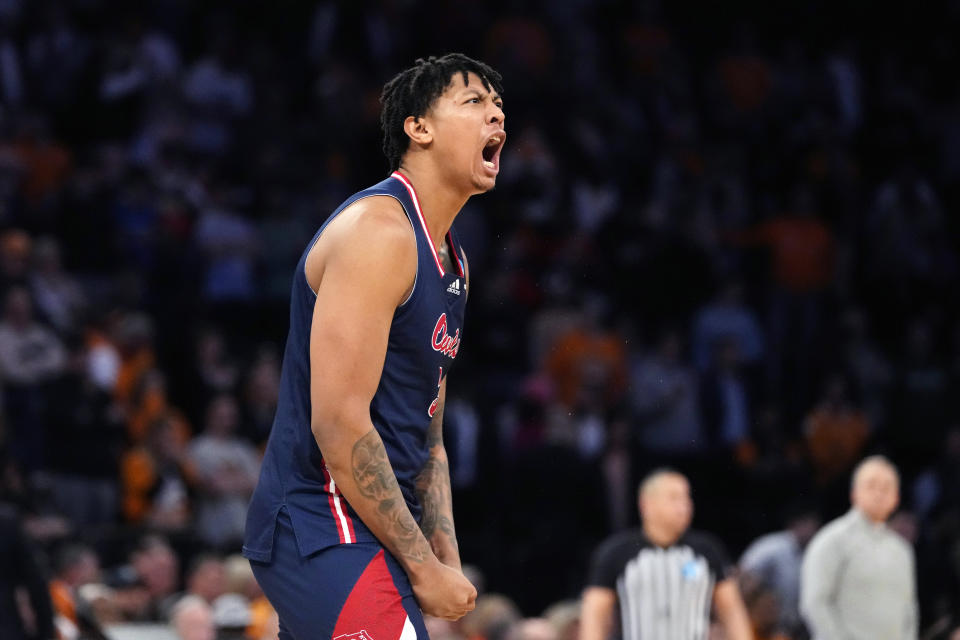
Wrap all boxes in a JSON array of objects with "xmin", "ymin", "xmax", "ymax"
[
  {"xmin": 340, "ymin": 195, "xmax": 414, "ymax": 243},
  {"xmin": 322, "ymin": 195, "xmax": 416, "ymax": 262}
]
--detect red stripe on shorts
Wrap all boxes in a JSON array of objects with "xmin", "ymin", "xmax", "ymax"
[{"xmin": 333, "ymin": 550, "xmax": 408, "ymax": 640}]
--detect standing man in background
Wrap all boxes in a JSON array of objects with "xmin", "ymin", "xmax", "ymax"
[
  {"xmin": 739, "ymin": 503, "xmax": 821, "ymax": 636},
  {"xmin": 580, "ymin": 469, "xmax": 752, "ymax": 640},
  {"xmin": 801, "ymin": 455, "xmax": 918, "ymax": 640}
]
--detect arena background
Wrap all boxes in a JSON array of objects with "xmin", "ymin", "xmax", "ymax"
[{"xmin": 0, "ymin": 0, "xmax": 958, "ymax": 638}]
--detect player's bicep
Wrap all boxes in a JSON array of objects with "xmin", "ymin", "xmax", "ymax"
[{"xmin": 308, "ymin": 208, "xmax": 416, "ymax": 446}]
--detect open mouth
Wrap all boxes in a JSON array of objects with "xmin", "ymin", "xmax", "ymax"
[{"xmin": 481, "ymin": 132, "xmax": 505, "ymax": 173}]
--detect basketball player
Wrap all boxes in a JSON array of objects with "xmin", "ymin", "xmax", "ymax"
[
  {"xmin": 580, "ymin": 469, "xmax": 752, "ymax": 640},
  {"xmin": 242, "ymin": 54, "xmax": 505, "ymax": 639}
]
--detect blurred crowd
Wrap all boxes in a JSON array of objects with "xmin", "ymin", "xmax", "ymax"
[{"xmin": 0, "ymin": 0, "xmax": 958, "ymax": 638}]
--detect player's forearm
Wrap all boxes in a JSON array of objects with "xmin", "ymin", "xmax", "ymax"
[
  {"xmin": 416, "ymin": 444, "xmax": 460, "ymax": 569},
  {"xmin": 318, "ymin": 424, "xmax": 437, "ymax": 575}
]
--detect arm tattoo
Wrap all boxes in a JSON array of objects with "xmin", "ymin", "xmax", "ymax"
[
  {"xmin": 416, "ymin": 406, "xmax": 458, "ymax": 557},
  {"xmin": 416, "ymin": 455, "xmax": 458, "ymax": 549},
  {"xmin": 352, "ymin": 430, "xmax": 429, "ymax": 563}
]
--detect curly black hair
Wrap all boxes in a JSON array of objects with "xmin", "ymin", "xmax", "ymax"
[{"xmin": 379, "ymin": 53, "xmax": 503, "ymax": 172}]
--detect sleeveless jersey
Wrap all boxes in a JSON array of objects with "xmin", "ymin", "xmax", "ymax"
[{"xmin": 243, "ymin": 171, "xmax": 467, "ymax": 562}]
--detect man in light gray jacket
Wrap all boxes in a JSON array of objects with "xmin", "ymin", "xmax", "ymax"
[{"xmin": 800, "ymin": 455, "xmax": 918, "ymax": 640}]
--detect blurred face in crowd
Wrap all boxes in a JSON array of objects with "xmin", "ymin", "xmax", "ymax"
[
  {"xmin": 67, "ymin": 551, "xmax": 101, "ymax": 587},
  {"xmin": 788, "ymin": 514, "xmax": 821, "ymax": 549},
  {"xmin": 409, "ymin": 71, "xmax": 505, "ymax": 194},
  {"xmin": 206, "ymin": 394, "xmax": 240, "ymax": 436},
  {"xmin": 173, "ymin": 600, "xmax": 215, "ymax": 640},
  {"xmin": 851, "ymin": 459, "xmax": 899, "ymax": 524},
  {"xmin": 188, "ymin": 558, "xmax": 227, "ymax": 603},
  {"xmin": 4, "ymin": 287, "xmax": 33, "ymax": 326},
  {"xmin": 133, "ymin": 542, "xmax": 179, "ymax": 598},
  {"xmin": 640, "ymin": 472, "xmax": 693, "ymax": 544}
]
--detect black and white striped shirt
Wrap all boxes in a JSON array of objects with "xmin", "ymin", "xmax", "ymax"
[{"xmin": 588, "ymin": 529, "xmax": 733, "ymax": 640}]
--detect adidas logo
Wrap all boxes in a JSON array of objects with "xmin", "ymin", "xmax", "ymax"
[{"xmin": 446, "ymin": 279, "xmax": 462, "ymax": 296}]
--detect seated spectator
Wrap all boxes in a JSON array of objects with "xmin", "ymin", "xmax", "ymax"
[
  {"xmin": 46, "ymin": 336, "xmax": 124, "ymax": 527},
  {"xmin": 49, "ymin": 544, "xmax": 104, "ymax": 640},
  {"xmin": 699, "ymin": 337, "xmax": 754, "ymax": 460},
  {"xmin": 241, "ymin": 347, "xmax": 280, "ymax": 445},
  {"xmin": 0, "ymin": 230, "xmax": 32, "ymax": 294},
  {"xmin": 804, "ymin": 373, "xmax": 869, "ymax": 488},
  {"xmin": 188, "ymin": 394, "xmax": 260, "ymax": 548},
  {"xmin": 506, "ymin": 618, "xmax": 558, "ymax": 640},
  {"xmin": 630, "ymin": 330, "xmax": 705, "ymax": 457},
  {"xmin": 112, "ymin": 312, "xmax": 157, "ymax": 438},
  {"xmin": 460, "ymin": 594, "xmax": 522, "ymax": 640},
  {"xmin": 0, "ymin": 285, "xmax": 67, "ymax": 471},
  {"xmin": 542, "ymin": 600, "xmax": 580, "ymax": 640},
  {"xmin": 185, "ymin": 554, "xmax": 227, "ymax": 606},
  {"xmin": 170, "ymin": 594, "xmax": 215, "ymax": 640},
  {"xmin": 105, "ymin": 534, "xmax": 180, "ymax": 622},
  {"xmin": 212, "ymin": 592, "xmax": 252, "ymax": 640},
  {"xmin": 160, "ymin": 554, "xmax": 229, "ymax": 630},
  {"xmin": 691, "ymin": 280, "xmax": 764, "ymax": 371},
  {"xmin": 224, "ymin": 554, "xmax": 276, "ymax": 640},
  {"xmin": 29, "ymin": 236, "xmax": 86, "ymax": 334},
  {"xmin": 544, "ymin": 312, "xmax": 628, "ymax": 411},
  {"xmin": 179, "ymin": 327, "xmax": 240, "ymax": 429},
  {"xmin": 120, "ymin": 413, "xmax": 196, "ymax": 529}
]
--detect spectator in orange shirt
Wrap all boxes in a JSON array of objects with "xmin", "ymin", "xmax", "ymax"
[
  {"xmin": 49, "ymin": 544, "xmax": 102, "ymax": 639},
  {"xmin": 804, "ymin": 374, "xmax": 869, "ymax": 489},
  {"xmin": 734, "ymin": 185, "xmax": 837, "ymax": 414},
  {"xmin": 6, "ymin": 115, "xmax": 72, "ymax": 208},
  {"xmin": 120, "ymin": 413, "xmax": 195, "ymax": 527},
  {"xmin": 544, "ymin": 313, "xmax": 627, "ymax": 411}
]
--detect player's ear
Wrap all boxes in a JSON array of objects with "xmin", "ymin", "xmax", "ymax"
[{"xmin": 404, "ymin": 116, "xmax": 433, "ymax": 148}]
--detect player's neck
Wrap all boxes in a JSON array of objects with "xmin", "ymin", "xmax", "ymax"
[{"xmin": 395, "ymin": 163, "xmax": 468, "ymax": 252}]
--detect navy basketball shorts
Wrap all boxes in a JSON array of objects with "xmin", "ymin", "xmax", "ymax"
[{"xmin": 250, "ymin": 509, "xmax": 427, "ymax": 640}]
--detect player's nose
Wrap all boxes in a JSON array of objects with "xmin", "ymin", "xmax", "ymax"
[{"xmin": 488, "ymin": 104, "xmax": 504, "ymax": 126}]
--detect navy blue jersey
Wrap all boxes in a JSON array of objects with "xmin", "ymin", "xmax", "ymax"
[{"xmin": 243, "ymin": 171, "xmax": 467, "ymax": 562}]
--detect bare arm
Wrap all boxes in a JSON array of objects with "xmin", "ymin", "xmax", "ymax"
[
  {"xmin": 712, "ymin": 578, "xmax": 752, "ymax": 640},
  {"xmin": 415, "ymin": 376, "xmax": 461, "ymax": 569},
  {"xmin": 580, "ymin": 587, "xmax": 616, "ymax": 640},
  {"xmin": 307, "ymin": 198, "xmax": 475, "ymax": 619}
]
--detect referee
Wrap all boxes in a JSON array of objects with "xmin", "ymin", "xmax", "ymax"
[{"xmin": 580, "ymin": 469, "xmax": 751, "ymax": 640}]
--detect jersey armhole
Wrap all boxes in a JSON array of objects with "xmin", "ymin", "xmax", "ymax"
[{"xmin": 303, "ymin": 194, "xmax": 419, "ymax": 307}]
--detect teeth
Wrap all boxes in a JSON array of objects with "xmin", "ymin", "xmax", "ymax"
[{"xmin": 483, "ymin": 160, "xmax": 495, "ymax": 169}]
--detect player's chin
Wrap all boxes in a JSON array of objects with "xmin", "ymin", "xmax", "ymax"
[{"xmin": 470, "ymin": 171, "xmax": 497, "ymax": 193}]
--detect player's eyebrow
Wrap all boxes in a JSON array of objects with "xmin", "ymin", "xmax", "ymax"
[{"xmin": 464, "ymin": 88, "xmax": 503, "ymax": 106}]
